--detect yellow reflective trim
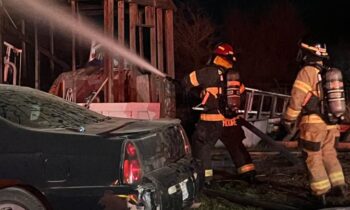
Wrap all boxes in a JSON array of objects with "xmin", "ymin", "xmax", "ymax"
[
  {"xmin": 200, "ymin": 114, "xmax": 225, "ymax": 121},
  {"xmin": 189, "ymin": 71, "xmax": 199, "ymax": 86},
  {"xmin": 329, "ymin": 171, "xmax": 345, "ymax": 183},
  {"xmin": 312, "ymin": 90, "xmax": 321, "ymax": 97},
  {"xmin": 213, "ymin": 56, "xmax": 232, "ymax": 69},
  {"xmin": 205, "ymin": 169, "xmax": 213, "ymax": 177},
  {"xmin": 237, "ymin": 164, "xmax": 255, "ymax": 174},
  {"xmin": 293, "ymin": 80, "xmax": 312, "ymax": 94},
  {"xmin": 240, "ymin": 84, "xmax": 245, "ymax": 93},
  {"xmin": 300, "ymin": 115, "xmax": 325, "ymax": 124},
  {"xmin": 301, "ymin": 43, "xmax": 328, "ymax": 54},
  {"xmin": 222, "ymin": 118, "xmax": 237, "ymax": 127},
  {"xmin": 117, "ymin": 195, "xmax": 128, "ymax": 198},
  {"xmin": 200, "ymin": 113, "xmax": 238, "ymax": 122},
  {"xmin": 326, "ymin": 125, "xmax": 338, "ymax": 130},
  {"xmin": 206, "ymin": 87, "xmax": 219, "ymax": 98},
  {"xmin": 286, "ymin": 107, "xmax": 301, "ymax": 118},
  {"xmin": 310, "ymin": 179, "xmax": 331, "ymax": 190},
  {"xmin": 218, "ymin": 46, "xmax": 225, "ymax": 50}
]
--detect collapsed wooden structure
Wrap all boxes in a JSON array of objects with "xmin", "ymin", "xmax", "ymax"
[{"xmin": 0, "ymin": 0, "xmax": 176, "ymax": 117}]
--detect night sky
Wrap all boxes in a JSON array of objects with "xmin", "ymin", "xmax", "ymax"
[
  {"xmin": 174, "ymin": 0, "xmax": 350, "ymax": 89},
  {"xmin": 4, "ymin": 0, "xmax": 350, "ymax": 91},
  {"xmin": 198, "ymin": 0, "xmax": 350, "ymax": 41}
]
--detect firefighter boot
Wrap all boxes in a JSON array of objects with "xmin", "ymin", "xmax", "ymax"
[
  {"xmin": 324, "ymin": 185, "xmax": 349, "ymax": 206},
  {"xmin": 238, "ymin": 171, "xmax": 257, "ymax": 185},
  {"xmin": 311, "ymin": 193, "xmax": 327, "ymax": 207},
  {"xmin": 328, "ymin": 185, "xmax": 349, "ymax": 199}
]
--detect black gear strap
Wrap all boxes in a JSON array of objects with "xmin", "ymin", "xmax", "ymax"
[{"xmin": 300, "ymin": 139, "xmax": 321, "ymax": 151}]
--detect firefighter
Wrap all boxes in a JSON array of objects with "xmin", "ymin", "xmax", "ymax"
[
  {"xmin": 182, "ymin": 43, "xmax": 256, "ymax": 184},
  {"xmin": 283, "ymin": 36, "xmax": 347, "ymax": 200}
]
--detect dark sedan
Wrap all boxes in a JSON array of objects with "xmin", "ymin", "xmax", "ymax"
[{"xmin": 0, "ymin": 84, "xmax": 202, "ymax": 210}]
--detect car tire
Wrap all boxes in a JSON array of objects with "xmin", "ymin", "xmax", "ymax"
[{"xmin": 0, "ymin": 187, "xmax": 46, "ymax": 210}]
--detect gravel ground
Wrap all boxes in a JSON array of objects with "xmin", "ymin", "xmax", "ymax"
[{"xmin": 197, "ymin": 152, "xmax": 350, "ymax": 210}]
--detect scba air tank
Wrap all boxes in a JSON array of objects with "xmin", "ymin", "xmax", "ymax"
[
  {"xmin": 226, "ymin": 69, "xmax": 241, "ymax": 111},
  {"xmin": 218, "ymin": 69, "xmax": 241, "ymax": 119},
  {"xmin": 324, "ymin": 68, "xmax": 346, "ymax": 122}
]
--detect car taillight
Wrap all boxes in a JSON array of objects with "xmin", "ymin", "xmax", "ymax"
[
  {"xmin": 179, "ymin": 127, "xmax": 191, "ymax": 155},
  {"xmin": 123, "ymin": 142, "xmax": 142, "ymax": 184}
]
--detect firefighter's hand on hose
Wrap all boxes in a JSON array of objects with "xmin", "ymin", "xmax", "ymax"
[
  {"xmin": 282, "ymin": 119, "xmax": 296, "ymax": 134},
  {"xmin": 165, "ymin": 76, "xmax": 181, "ymax": 86},
  {"xmin": 165, "ymin": 76, "xmax": 176, "ymax": 83}
]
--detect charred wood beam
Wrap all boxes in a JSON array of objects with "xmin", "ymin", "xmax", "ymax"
[
  {"xmin": 146, "ymin": 6, "xmax": 157, "ymax": 102},
  {"xmin": 6, "ymin": 25, "xmax": 70, "ymax": 70},
  {"xmin": 72, "ymin": 0, "xmax": 77, "ymax": 102},
  {"xmin": 164, "ymin": 9, "xmax": 174, "ymax": 78},
  {"xmin": 129, "ymin": 3, "xmax": 138, "ymax": 101},
  {"xmin": 156, "ymin": 8, "xmax": 164, "ymax": 72},
  {"xmin": 77, "ymin": 1, "xmax": 117, "ymax": 16},
  {"xmin": 145, "ymin": 6, "xmax": 156, "ymax": 67},
  {"xmin": 49, "ymin": 22, "xmax": 55, "ymax": 78},
  {"xmin": 125, "ymin": 0, "xmax": 176, "ymax": 10},
  {"xmin": 21, "ymin": 20, "xmax": 27, "ymax": 83},
  {"xmin": 104, "ymin": 0, "xmax": 114, "ymax": 103},
  {"xmin": 76, "ymin": 2, "xmax": 85, "ymax": 68},
  {"xmin": 163, "ymin": 10, "xmax": 175, "ymax": 116},
  {"xmin": 118, "ymin": 1, "xmax": 125, "ymax": 46},
  {"xmin": 34, "ymin": 21, "xmax": 40, "ymax": 89},
  {"xmin": 79, "ymin": 9, "xmax": 118, "ymax": 16},
  {"xmin": 129, "ymin": 3, "xmax": 138, "ymax": 53},
  {"xmin": 138, "ymin": 11, "xmax": 144, "ymax": 58},
  {"xmin": 117, "ymin": 1, "xmax": 125, "ymax": 102},
  {"xmin": 77, "ymin": 1, "xmax": 176, "ymax": 14}
]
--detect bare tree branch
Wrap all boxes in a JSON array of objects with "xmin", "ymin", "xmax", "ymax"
[{"xmin": 174, "ymin": 1, "xmax": 217, "ymax": 79}]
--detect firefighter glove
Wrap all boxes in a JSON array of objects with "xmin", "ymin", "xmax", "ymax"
[
  {"xmin": 165, "ymin": 76, "xmax": 182, "ymax": 87},
  {"xmin": 165, "ymin": 76, "xmax": 176, "ymax": 83}
]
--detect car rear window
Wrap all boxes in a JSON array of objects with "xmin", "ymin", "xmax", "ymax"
[{"xmin": 0, "ymin": 85, "xmax": 108, "ymax": 129}]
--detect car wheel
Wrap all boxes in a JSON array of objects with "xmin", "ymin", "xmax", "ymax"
[{"xmin": 0, "ymin": 187, "xmax": 46, "ymax": 210}]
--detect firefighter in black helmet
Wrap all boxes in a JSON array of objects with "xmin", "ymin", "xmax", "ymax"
[
  {"xmin": 183, "ymin": 43, "xmax": 256, "ymax": 184},
  {"xmin": 283, "ymin": 35, "xmax": 347, "ymax": 201}
]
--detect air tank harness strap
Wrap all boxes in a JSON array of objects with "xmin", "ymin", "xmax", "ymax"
[{"xmin": 199, "ymin": 87, "xmax": 222, "ymax": 106}]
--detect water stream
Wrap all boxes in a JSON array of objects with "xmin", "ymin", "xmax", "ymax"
[{"xmin": 7, "ymin": 0, "xmax": 167, "ymax": 78}]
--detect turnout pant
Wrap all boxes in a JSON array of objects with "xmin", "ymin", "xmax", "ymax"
[
  {"xmin": 299, "ymin": 119, "xmax": 345, "ymax": 195},
  {"xmin": 191, "ymin": 120, "xmax": 254, "ymax": 179}
]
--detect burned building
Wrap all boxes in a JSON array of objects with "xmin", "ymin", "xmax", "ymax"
[{"xmin": 0, "ymin": 0, "xmax": 176, "ymax": 117}]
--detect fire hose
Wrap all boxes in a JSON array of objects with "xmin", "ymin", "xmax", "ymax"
[{"xmin": 236, "ymin": 117, "xmax": 301, "ymax": 165}]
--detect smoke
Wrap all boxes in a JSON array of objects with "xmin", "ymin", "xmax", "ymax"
[{"xmin": 6, "ymin": 0, "xmax": 167, "ymax": 78}]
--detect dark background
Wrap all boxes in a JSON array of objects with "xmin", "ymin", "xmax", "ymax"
[
  {"xmin": 173, "ymin": 0, "xmax": 350, "ymax": 134},
  {"xmin": 3, "ymin": 0, "xmax": 350, "ymax": 91},
  {"xmin": 174, "ymin": 0, "xmax": 350, "ymax": 91}
]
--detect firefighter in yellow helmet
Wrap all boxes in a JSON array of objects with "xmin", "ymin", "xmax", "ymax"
[
  {"xmin": 283, "ymin": 36, "xmax": 347, "ymax": 200},
  {"xmin": 183, "ymin": 43, "xmax": 256, "ymax": 184}
]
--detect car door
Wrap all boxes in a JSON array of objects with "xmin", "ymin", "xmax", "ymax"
[
  {"xmin": 0, "ymin": 117, "xmax": 45, "ymax": 187},
  {"xmin": 42, "ymin": 149, "xmax": 71, "ymax": 186}
]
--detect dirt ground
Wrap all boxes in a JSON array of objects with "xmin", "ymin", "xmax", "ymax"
[{"xmin": 197, "ymin": 152, "xmax": 350, "ymax": 210}]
